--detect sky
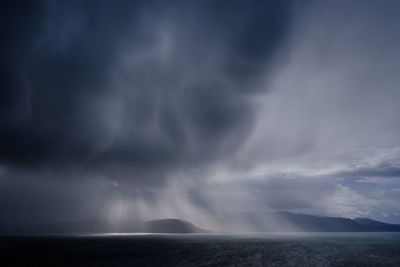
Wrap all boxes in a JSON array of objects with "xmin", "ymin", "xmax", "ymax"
[{"xmin": 1, "ymin": 0, "xmax": 400, "ymax": 228}]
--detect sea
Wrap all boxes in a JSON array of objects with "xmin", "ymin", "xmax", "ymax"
[{"xmin": 1, "ymin": 232, "xmax": 400, "ymax": 266}]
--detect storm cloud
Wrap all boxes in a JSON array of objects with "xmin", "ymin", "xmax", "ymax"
[
  {"xmin": 1, "ymin": 0, "xmax": 400, "ymax": 227},
  {"xmin": 0, "ymin": 0, "xmax": 293, "ymax": 176}
]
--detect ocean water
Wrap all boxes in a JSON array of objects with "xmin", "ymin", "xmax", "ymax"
[{"xmin": 1, "ymin": 232, "xmax": 400, "ymax": 266}]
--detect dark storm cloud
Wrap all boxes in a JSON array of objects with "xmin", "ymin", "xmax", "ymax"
[
  {"xmin": 2, "ymin": 0, "xmax": 400, "ymax": 227},
  {"xmin": 0, "ymin": 0, "xmax": 295, "ymax": 181}
]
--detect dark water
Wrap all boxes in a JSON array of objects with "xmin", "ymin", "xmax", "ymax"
[{"xmin": 1, "ymin": 232, "xmax": 400, "ymax": 266}]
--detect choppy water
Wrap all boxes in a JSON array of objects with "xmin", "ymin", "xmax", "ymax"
[{"xmin": 2, "ymin": 232, "xmax": 400, "ymax": 266}]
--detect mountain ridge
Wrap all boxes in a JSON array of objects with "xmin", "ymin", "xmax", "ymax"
[
  {"xmin": 214, "ymin": 211, "xmax": 400, "ymax": 232},
  {"xmin": 2, "ymin": 212, "xmax": 400, "ymax": 234}
]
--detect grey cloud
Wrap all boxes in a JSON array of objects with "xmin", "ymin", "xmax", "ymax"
[
  {"xmin": 332, "ymin": 165, "xmax": 400, "ymax": 179},
  {"xmin": 2, "ymin": 0, "xmax": 400, "ymax": 227},
  {"xmin": 0, "ymin": 0, "xmax": 294, "ymax": 183}
]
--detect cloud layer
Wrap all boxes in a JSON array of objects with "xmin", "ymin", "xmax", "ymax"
[
  {"xmin": 0, "ymin": 1, "xmax": 292, "ymax": 176},
  {"xmin": 1, "ymin": 0, "xmax": 400, "ymax": 226}
]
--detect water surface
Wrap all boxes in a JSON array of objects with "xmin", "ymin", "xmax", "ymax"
[{"xmin": 2, "ymin": 232, "xmax": 400, "ymax": 266}]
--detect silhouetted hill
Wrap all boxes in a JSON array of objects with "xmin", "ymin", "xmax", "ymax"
[
  {"xmin": 3, "ymin": 212, "xmax": 400, "ymax": 234},
  {"xmin": 214, "ymin": 211, "xmax": 400, "ymax": 232},
  {"xmin": 354, "ymin": 218, "xmax": 400, "ymax": 232}
]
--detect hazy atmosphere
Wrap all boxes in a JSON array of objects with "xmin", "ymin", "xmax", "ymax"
[{"xmin": 1, "ymin": 0, "xmax": 400, "ymax": 231}]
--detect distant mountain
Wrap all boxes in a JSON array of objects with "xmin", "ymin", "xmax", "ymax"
[
  {"xmin": 354, "ymin": 218, "xmax": 400, "ymax": 232},
  {"xmin": 2, "ymin": 218, "xmax": 207, "ymax": 234},
  {"xmin": 3, "ymin": 212, "xmax": 400, "ymax": 234},
  {"xmin": 213, "ymin": 211, "xmax": 400, "ymax": 232}
]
